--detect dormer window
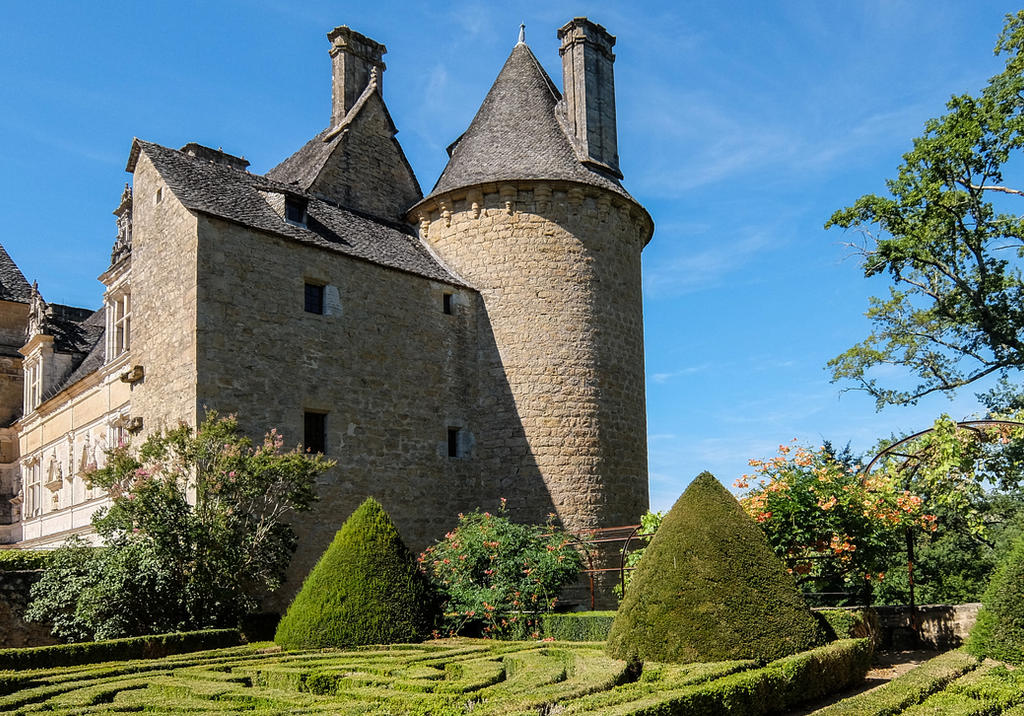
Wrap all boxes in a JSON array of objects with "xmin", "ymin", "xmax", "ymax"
[
  {"xmin": 285, "ymin": 197, "xmax": 308, "ymax": 227},
  {"xmin": 106, "ymin": 289, "xmax": 131, "ymax": 360}
]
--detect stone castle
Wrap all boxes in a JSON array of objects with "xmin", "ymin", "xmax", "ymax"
[{"xmin": 0, "ymin": 18, "xmax": 653, "ymax": 607}]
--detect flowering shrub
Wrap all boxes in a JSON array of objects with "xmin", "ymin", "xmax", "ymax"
[
  {"xmin": 421, "ymin": 501, "xmax": 582, "ymax": 638},
  {"xmin": 738, "ymin": 442, "xmax": 934, "ymax": 598},
  {"xmin": 27, "ymin": 412, "xmax": 334, "ymax": 641}
]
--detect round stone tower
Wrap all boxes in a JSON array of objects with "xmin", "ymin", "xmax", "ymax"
[{"xmin": 409, "ymin": 18, "xmax": 653, "ymax": 535}]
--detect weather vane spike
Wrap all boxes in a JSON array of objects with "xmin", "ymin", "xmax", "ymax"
[{"xmin": 518, "ymin": 23, "xmax": 526, "ymax": 45}]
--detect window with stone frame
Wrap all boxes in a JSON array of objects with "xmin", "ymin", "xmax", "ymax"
[
  {"xmin": 106, "ymin": 290, "xmax": 131, "ymax": 359},
  {"xmin": 23, "ymin": 357, "xmax": 42, "ymax": 411},
  {"xmin": 304, "ymin": 411, "xmax": 327, "ymax": 455},
  {"xmin": 25, "ymin": 461, "xmax": 40, "ymax": 518}
]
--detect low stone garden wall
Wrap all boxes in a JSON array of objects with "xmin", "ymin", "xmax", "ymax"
[{"xmin": 872, "ymin": 602, "xmax": 981, "ymax": 650}]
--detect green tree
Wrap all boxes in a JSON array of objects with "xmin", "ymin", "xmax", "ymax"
[
  {"xmin": 27, "ymin": 413, "xmax": 333, "ymax": 641},
  {"xmin": 826, "ymin": 11, "xmax": 1024, "ymax": 408}
]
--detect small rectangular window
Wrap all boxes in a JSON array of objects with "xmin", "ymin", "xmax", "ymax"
[
  {"xmin": 447, "ymin": 427, "xmax": 461, "ymax": 458},
  {"xmin": 304, "ymin": 411, "xmax": 327, "ymax": 455},
  {"xmin": 305, "ymin": 283, "xmax": 324, "ymax": 314},
  {"xmin": 285, "ymin": 197, "xmax": 307, "ymax": 226},
  {"xmin": 443, "ymin": 292, "xmax": 453, "ymax": 315}
]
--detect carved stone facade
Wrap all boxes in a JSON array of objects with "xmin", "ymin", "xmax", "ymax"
[{"xmin": 0, "ymin": 18, "xmax": 653, "ymax": 608}]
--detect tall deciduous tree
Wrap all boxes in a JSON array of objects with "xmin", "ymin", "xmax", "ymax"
[{"xmin": 827, "ymin": 12, "xmax": 1024, "ymax": 407}]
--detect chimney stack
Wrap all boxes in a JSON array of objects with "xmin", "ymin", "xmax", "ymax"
[
  {"xmin": 557, "ymin": 18, "xmax": 621, "ymax": 178},
  {"xmin": 327, "ymin": 26, "xmax": 386, "ymax": 127}
]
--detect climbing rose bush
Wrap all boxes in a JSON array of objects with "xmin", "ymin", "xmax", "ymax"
[{"xmin": 421, "ymin": 500, "xmax": 582, "ymax": 638}]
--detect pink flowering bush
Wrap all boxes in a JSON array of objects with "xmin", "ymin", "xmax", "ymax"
[{"xmin": 421, "ymin": 501, "xmax": 582, "ymax": 638}]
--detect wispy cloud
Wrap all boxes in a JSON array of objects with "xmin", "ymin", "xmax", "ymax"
[{"xmin": 644, "ymin": 230, "xmax": 774, "ymax": 297}]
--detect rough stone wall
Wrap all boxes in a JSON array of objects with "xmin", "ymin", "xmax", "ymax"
[
  {"xmin": 129, "ymin": 153, "xmax": 199, "ymax": 431},
  {"xmin": 192, "ymin": 215, "xmax": 486, "ymax": 611},
  {"xmin": 0, "ymin": 300, "xmax": 27, "ymax": 427},
  {"xmin": 417, "ymin": 181, "xmax": 650, "ymax": 534},
  {"xmin": 873, "ymin": 603, "xmax": 982, "ymax": 650},
  {"xmin": 311, "ymin": 92, "xmax": 421, "ymax": 223},
  {"xmin": 0, "ymin": 570, "xmax": 57, "ymax": 648}
]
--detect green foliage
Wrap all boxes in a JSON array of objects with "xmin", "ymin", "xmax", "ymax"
[
  {"xmin": 967, "ymin": 532, "xmax": 1024, "ymax": 664},
  {"xmin": 614, "ymin": 509, "xmax": 663, "ymax": 599},
  {"xmin": 607, "ymin": 473, "xmax": 824, "ymax": 664},
  {"xmin": 815, "ymin": 608, "xmax": 879, "ymax": 643},
  {"xmin": 813, "ymin": 648, "xmax": 981, "ymax": 716},
  {"xmin": 739, "ymin": 442, "xmax": 913, "ymax": 600},
  {"xmin": 540, "ymin": 611, "xmax": 616, "ymax": 641},
  {"xmin": 0, "ymin": 629, "xmax": 240, "ymax": 670},
  {"xmin": 0, "ymin": 549, "xmax": 54, "ymax": 571},
  {"xmin": 0, "ymin": 638, "xmax": 871, "ymax": 715},
  {"xmin": 825, "ymin": 11, "xmax": 1024, "ymax": 407},
  {"xmin": 902, "ymin": 661, "xmax": 1024, "ymax": 716},
  {"xmin": 274, "ymin": 497, "xmax": 437, "ymax": 649},
  {"xmin": 421, "ymin": 502, "xmax": 582, "ymax": 638},
  {"xmin": 25, "ymin": 412, "xmax": 333, "ymax": 641}
]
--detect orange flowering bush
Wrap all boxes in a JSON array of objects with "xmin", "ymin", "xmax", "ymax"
[
  {"xmin": 420, "ymin": 501, "xmax": 581, "ymax": 638},
  {"xmin": 738, "ymin": 442, "xmax": 935, "ymax": 599}
]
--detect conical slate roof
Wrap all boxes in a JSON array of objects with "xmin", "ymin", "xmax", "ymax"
[{"xmin": 420, "ymin": 42, "xmax": 633, "ymax": 205}]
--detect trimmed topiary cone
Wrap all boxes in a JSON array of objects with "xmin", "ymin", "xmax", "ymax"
[
  {"xmin": 274, "ymin": 497, "xmax": 437, "ymax": 649},
  {"xmin": 967, "ymin": 533, "xmax": 1024, "ymax": 665},
  {"xmin": 606, "ymin": 472, "xmax": 823, "ymax": 664}
]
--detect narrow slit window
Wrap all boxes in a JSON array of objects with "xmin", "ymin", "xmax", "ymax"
[
  {"xmin": 443, "ymin": 292, "xmax": 453, "ymax": 315},
  {"xmin": 305, "ymin": 283, "xmax": 324, "ymax": 314},
  {"xmin": 447, "ymin": 427, "xmax": 461, "ymax": 458},
  {"xmin": 304, "ymin": 411, "xmax": 327, "ymax": 455}
]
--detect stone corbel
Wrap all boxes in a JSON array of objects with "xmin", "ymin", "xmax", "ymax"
[
  {"xmin": 439, "ymin": 199, "xmax": 452, "ymax": 228},
  {"xmin": 534, "ymin": 185, "xmax": 551, "ymax": 212},
  {"xmin": 418, "ymin": 213, "xmax": 430, "ymax": 239},
  {"xmin": 467, "ymin": 189, "xmax": 483, "ymax": 219},
  {"xmin": 500, "ymin": 184, "xmax": 516, "ymax": 215},
  {"xmin": 119, "ymin": 365, "xmax": 145, "ymax": 384}
]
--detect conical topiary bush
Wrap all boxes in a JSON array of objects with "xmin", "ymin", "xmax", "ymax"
[
  {"xmin": 274, "ymin": 497, "xmax": 437, "ymax": 649},
  {"xmin": 967, "ymin": 533, "xmax": 1024, "ymax": 665},
  {"xmin": 606, "ymin": 472, "xmax": 823, "ymax": 664}
]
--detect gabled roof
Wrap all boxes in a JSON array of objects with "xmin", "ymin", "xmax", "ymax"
[
  {"xmin": 419, "ymin": 42, "xmax": 633, "ymax": 206},
  {"xmin": 42, "ymin": 306, "xmax": 106, "ymax": 401},
  {"xmin": 0, "ymin": 245, "xmax": 32, "ymax": 304},
  {"xmin": 127, "ymin": 140, "xmax": 463, "ymax": 286}
]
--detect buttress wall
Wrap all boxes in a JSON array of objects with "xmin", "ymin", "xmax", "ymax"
[{"xmin": 416, "ymin": 181, "xmax": 651, "ymax": 533}]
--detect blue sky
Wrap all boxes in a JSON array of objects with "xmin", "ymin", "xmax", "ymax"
[{"xmin": 2, "ymin": 2, "xmax": 1021, "ymax": 512}]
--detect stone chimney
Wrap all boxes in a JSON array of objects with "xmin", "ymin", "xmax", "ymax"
[
  {"xmin": 328, "ymin": 26, "xmax": 386, "ymax": 127},
  {"xmin": 557, "ymin": 18, "xmax": 621, "ymax": 177}
]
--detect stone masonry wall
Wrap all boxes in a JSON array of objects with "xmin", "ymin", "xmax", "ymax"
[
  {"xmin": 311, "ymin": 92, "xmax": 421, "ymax": 223},
  {"xmin": 0, "ymin": 570, "xmax": 57, "ymax": 648},
  {"xmin": 193, "ymin": 216, "xmax": 492, "ymax": 611},
  {"xmin": 130, "ymin": 153, "xmax": 199, "ymax": 430},
  {"xmin": 417, "ymin": 182, "xmax": 651, "ymax": 535}
]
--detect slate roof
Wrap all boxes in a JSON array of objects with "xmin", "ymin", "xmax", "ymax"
[
  {"xmin": 0, "ymin": 245, "xmax": 32, "ymax": 304},
  {"xmin": 43, "ymin": 306, "xmax": 106, "ymax": 401},
  {"xmin": 127, "ymin": 140, "xmax": 464, "ymax": 286},
  {"xmin": 420, "ymin": 42, "xmax": 633, "ymax": 206}
]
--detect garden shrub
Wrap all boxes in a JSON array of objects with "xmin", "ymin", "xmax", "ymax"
[
  {"xmin": 814, "ymin": 607, "xmax": 879, "ymax": 643},
  {"xmin": 0, "ymin": 549, "xmax": 53, "ymax": 571},
  {"xmin": 541, "ymin": 611, "xmax": 616, "ymax": 641},
  {"xmin": 0, "ymin": 628, "xmax": 240, "ymax": 669},
  {"xmin": 607, "ymin": 472, "xmax": 824, "ymax": 664},
  {"xmin": 967, "ymin": 532, "xmax": 1024, "ymax": 665},
  {"xmin": 274, "ymin": 497, "xmax": 437, "ymax": 649},
  {"xmin": 812, "ymin": 648, "xmax": 980, "ymax": 716},
  {"xmin": 421, "ymin": 501, "xmax": 581, "ymax": 637}
]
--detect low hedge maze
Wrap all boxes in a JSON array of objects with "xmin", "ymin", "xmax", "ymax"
[{"xmin": 0, "ymin": 637, "xmax": 870, "ymax": 715}]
